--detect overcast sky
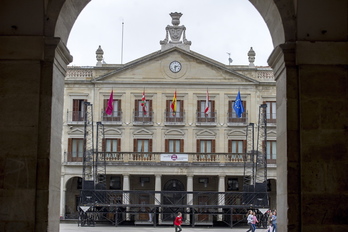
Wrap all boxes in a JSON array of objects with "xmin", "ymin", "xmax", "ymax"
[{"xmin": 67, "ymin": 0, "xmax": 273, "ymax": 67}]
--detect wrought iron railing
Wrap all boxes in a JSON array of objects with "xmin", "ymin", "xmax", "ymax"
[
  {"xmin": 67, "ymin": 110, "xmax": 85, "ymax": 123},
  {"xmin": 227, "ymin": 112, "xmax": 248, "ymax": 125},
  {"xmin": 164, "ymin": 111, "xmax": 185, "ymax": 125},
  {"xmin": 196, "ymin": 111, "xmax": 217, "ymax": 125},
  {"xmin": 133, "ymin": 111, "xmax": 154, "ymax": 125},
  {"xmin": 101, "ymin": 111, "xmax": 122, "ymax": 124}
]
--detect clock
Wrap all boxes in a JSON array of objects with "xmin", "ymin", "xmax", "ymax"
[{"xmin": 169, "ymin": 61, "xmax": 182, "ymax": 73}]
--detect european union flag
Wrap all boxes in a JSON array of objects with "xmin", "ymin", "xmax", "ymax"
[{"xmin": 233, "ymin": 91, "xmax": 244, "ymax": 118}]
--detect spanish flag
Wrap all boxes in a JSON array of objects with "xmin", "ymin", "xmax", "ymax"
[{"xmin": 170, "ymin": 90, "xmax": 177, "ymax": 115}]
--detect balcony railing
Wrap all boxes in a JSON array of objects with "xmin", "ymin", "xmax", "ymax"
[
  {"xmin": 101, "ymin": 111, "xmax": 123, "ymax": 125},
  {"xmin": 196, "ymin": 111, "xmax": 217, "ymax": 126},
  {"xmin": 227, "ymin": 112, "xmax": 248, "ymax": 126},
  {"xmin": 133, "ymin": 111, "xmax": 154, "ymax": 125},
  {"xmin": 164, "ymin": 111, "xmax": 185, "ymax": 126},
  {"xmin": 78, "ymin": 152, "xmax": 250, "ymax": 165},
  {"xmin": 67, "ymin": 110, "xmax": 85, "ymax": 124}
]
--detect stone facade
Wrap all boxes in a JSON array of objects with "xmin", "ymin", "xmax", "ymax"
[
  {"xmin": 61, "ymin": 15, "xmax": 277, "ymax": 223},
  {"xmin": 0, "ymin": 1, "xmax": 347, "ymax": 232}
]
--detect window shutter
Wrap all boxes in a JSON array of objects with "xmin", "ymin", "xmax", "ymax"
[
  {"xmin": 133, "ymin": 139, "xmax": 137, "ymax": 152},
  {"xmin": 228, "ymin": 100, "xmax": 233, "ymax": 114},
  {"xmin": 243, "ymin": 140, "xmax": 247, "ymax": 153},
  {"xmin": 211, "ymin": 100, "xmax": 215, "ymax": 112},
  {"xmin": 117, "ymin": 138, "xmax": 121, "ymax": 151},
  {"xmin": 73, "ymin": 99, "xmax": 79, "ymax": 112},
  {"xmin": 165, "ymin": 139, "xmax": 169, "ymax": 152},
  {"xmin": 180, "ymin": 139, "xmax": 184, "ymax": 152},
  {"xmin": 118, "ymin": 99, "xmax": 121, "ymax": 111},
  {"xmin": 103, "ymin": 99, "xmax": 108, "ymax": 111},
  {"xmin": 197, "ymin": 100, "xmax": 202, "ymax": 112},
  {"xmin": 149, "ymin": 139, "xmax": 153, "ymax": 152},
  {"xmin": 212, "ymin": 140, "xmax": 216, "ymax": 153},
  {"xmin": 166, "ymin": 100, "xmax": 170, "ymax": 111},
  {"xmin": 102, "ymin": 138, "xmax": 106, "ymax": 151},
  {"xmin": 135, "ymin": 100, "xmax": 140, "ymax": 111},
  {"xmin": 228, "ymin": 140, "xmax": 232, "ymax": 153},
  {"xmin": 196, "ymin": 140, "xmax": 200, "ymax": 152}
]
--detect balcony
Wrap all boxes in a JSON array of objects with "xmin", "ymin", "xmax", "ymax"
[
  {"xmin": 101, "ymin": 111, "xmax": 123, "ymax": 125},
  {"xmin": 66, "ymin": 110, "xmax": 85, "ymax": 125},
  {"xmin": 164, "ymin": 111, "xmax": 185, "ymax": 126},
  {"xmin": 196, "ymin": 112, "xmax": 217, "ymax": 126},
  {"xmin": 83, "ymin": 152, "xmax": 249, "ymax": 166},
  {"xmin": 133, "ymin": 111, "xmax": 154, "ymax": 125},
  {"xmin": 227, "ymin": 112, "xmax": 248, "ymax": 126}
]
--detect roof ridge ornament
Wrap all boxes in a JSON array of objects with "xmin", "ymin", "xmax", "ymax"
[{"xmin": 160, "ymin": 12, "xmax": 191, "ymax": 51}]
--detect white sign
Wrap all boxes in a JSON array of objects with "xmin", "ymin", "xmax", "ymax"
[{"xmin": 161, "ymin": 154, "xmax": 188, "ymax": 161}]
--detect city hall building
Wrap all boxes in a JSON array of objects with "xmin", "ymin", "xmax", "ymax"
[{"xmin": 60, "ymin": 13, "xmax": 277, "ymax": 226}]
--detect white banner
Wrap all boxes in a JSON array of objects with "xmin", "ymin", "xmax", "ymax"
[{"xmin": 161, "ymin": 154, "xmax": 188, "ymax": 161}]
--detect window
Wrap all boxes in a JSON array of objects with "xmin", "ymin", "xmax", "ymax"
[
  {"xmin": 165, "ymin": 139, "xmax": 184, "ymax": 153},
  {"xmin": 196, "ymin": 139, "xmax": 216, "ymax": 161},
  {"xmin": 265, "ymin": 101, "xmax": 276, "ymax": 123},
  {"xmin": 103, "ymin": 138, "xmax": 121, "ymax": 161},
  {"xmin": 103, "ymin": 99, "xmax": 121, "ymax": 121},
  {"xmin": 266, "ymin": 140, "xmax": 276, "ymax": 163},
  {"xmin": 227, "ymin": 178, "xmax": 239, "ymax": 191},
  {"xmin": 110, "ymin": 176, "xmax": 121, "ymax": 190},
  {"xmin": 197, "ymin": 100, "xmax": 215, "ymax": 122},
  {"xmin": 133, "ymin": 139, "xmax": 153, "ymax": 161},
  {"xmin": 228, "ymin": 100, "xmax": 247, "ymax": 123},
  {"xmin": 166, "ymin": 100, "xmax": 184, "ymax": 122},
  {"xmin": 134, "ymin": 99, "xmax": 153, "ymax": 122},
  {"xmin": 72, "ymin": 99, "xmax": 86, "ymax": 121},
  {"xmin": 228, "ymin": 140, "xmax": 245, "ymax": 162},
  {"xmin": 68, "ymin": 138, "xmax": 84, "ymax": 162}
]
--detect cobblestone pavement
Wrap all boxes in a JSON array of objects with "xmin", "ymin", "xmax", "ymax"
[{"xmin": 60, "ymin": 223, "xmax": 268, "ymax": 232}]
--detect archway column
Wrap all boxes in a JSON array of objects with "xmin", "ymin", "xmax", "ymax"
[
  {"xmin": 186, "ymin": 175, "xmax": 193, "ymax": 223},
  {"xmin": 268, "ymin": 40, "xmax": 348, "ymax": 232},
  {"xmin": 217, "ymin": 175, "xmax": 225, "ymax": 221},
  {"xmin": 155, "ymin": 174, "xmax": 162, "ymax": 223}
]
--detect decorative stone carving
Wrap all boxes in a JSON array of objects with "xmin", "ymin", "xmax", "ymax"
[
  {"xmin": 96, "ymin": 45, "xmax": 104, "ymax": 67},
  {"xmin": 248, "ymin": 47, "xmax": 256, "ymax": 67},
  {"xmin": 160, "ymin": 12, "xmax": 191, "ymax": 51}
]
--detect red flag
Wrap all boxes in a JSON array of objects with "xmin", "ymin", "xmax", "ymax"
[
  {"xmin": 204, "ymin": 89, "xmax": 210, "ymax": 115},
  {"xmin": 105, "ymin": 90, "xmax": 114, "ymax": 115},
  {"xmin": 141, "ymin": 90, "xmax": 147, "ymax": 115}
]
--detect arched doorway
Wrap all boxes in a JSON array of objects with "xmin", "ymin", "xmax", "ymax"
[
  {"xmin": 162, "ymin": 179, "xmax": 186, "ymax": 223},
  {"xmin": 64, "ymin": 177, "xmax": 83, "ymax": 219}
]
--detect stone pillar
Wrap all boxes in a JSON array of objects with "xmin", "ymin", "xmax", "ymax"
[
  {"xmin": 268, "ymin": 41, "xmax": 348, "ymax": 232},
  {"xmin": 186, "ymin": 175, "xmax": 193, "ymax": 223},
  {"xmin": 60, "ymin": 176, "xmax": 66, "ymax": 219},
  {"xmin": 0, "ymin": 35, "xmax": 72, "ymax": 232},
  {"xmin": 123, "ymin": 174, "xmax": 130, "ymax": 220},
  {"xmin": 155, "ymin": 175, "xmax": 162, "ymax": 223},
  {"xmin": 218, "ymin": 175, "xmax": 225, "ymax": 221}
]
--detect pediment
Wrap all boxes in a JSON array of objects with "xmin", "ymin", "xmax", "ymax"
[
  {"xmin": 133, "ymin": 128, "xmax": 154, "ymax": 136},
  {"xmin": 227, "ymin": 129, "xmax": 246, "ymax": 137},
  {"xmin": 104, "ymin": 128, "xmax": 122, "ymax": 135},
  {"xmin": 267, "ymin": 129, "xmax": 277, "ymax": 138},
  {"xmin": 196, "ymin": 129, "xmax": 216, "ymax": 138},
  {"xmin": 93, "ymin": 48, "xmax": 259, "ymax": 84},
  {"xmin": 164, "ymin": 129, "xmax": 185, "ymax": 136},
  {"xmin": 68, "ymin": 127, "xmax": 84, "ymax": 135}
]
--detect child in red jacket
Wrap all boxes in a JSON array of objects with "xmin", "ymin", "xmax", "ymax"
[{"xmin": 174, "ymin": 212, "xmax": 183, "ymax": 232}]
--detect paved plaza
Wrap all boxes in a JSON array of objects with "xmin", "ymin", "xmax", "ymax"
[{"xmin": 59, "ymin": 223, "xmax": 264, "ymax": 232}]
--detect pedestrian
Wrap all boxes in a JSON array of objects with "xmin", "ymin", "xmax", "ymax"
[
  {"xmin": 271, "ymin": 211, "xmax": 277, "ymax": 232},
  {"xmin": 267, "ymin": 211, "xmax": 273, "ymax": 232},
  {"xmin": 174, "ymin": 212, "xmax": 183, "ymax": 232},
  {"xmin": 246, "ymin": 210, "xmax": 253, "ymax": 232},
  {"xmin": 251, "ymin": 211, "xmax": 259, "ymax": 232}
]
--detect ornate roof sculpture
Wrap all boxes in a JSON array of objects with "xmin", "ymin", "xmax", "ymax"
[{"xmin": 160, "ymin": 12, "xmax": 191, "ymax": 51}]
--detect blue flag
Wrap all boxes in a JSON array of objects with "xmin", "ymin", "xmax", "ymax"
[{"xmin": 233, "ymin": 91, "xmax": 244, "ymax": 118}]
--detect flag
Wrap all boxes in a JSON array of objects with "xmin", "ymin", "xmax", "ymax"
[
  {"xmin": 233, "ymin": 91, "xmax": 244, "ymax": 118},
  {"xmin": 204, "ymin": 89, "xmax": 210, "ymax": 115},
  {"xmin": 170, "ymin": 90, "xmax": 177, "ymax": 115},
  {"xmin": 105, "ymin": 90, "xmax": 114, "ymax": 115},
  {"xmin": 141, "ymin": 90, "xmax": 147, "ymax": 115}
]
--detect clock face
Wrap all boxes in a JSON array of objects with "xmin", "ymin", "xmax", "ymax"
[{"xmin": 169, "ymin": 61, "xmax": 182, "ymax": 73}]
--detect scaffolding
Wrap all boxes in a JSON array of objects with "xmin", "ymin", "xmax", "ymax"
[{"xmin": 78, "ymin": 102, "xmax": 269, "ymax": 228}]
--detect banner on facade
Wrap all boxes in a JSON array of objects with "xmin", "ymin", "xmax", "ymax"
[{"xmin": 161, "ymin": 154, "xmax": 188, "ymax": 161}]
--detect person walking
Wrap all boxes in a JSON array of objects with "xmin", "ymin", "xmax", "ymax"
[
  {"xmin": 271, "ymin": 211, "xmax": 277, "ymax": 232},
  {"xmin": 174, "ymin": 212, "xmax": 183, "ymax": 232},
  {"xmin": 246, "ymin": 210, "xmax": 253, "ymax": 232},
  {"xmin": 251, "ymin": 211, "xmax": 259, "ymax": 232},
  {"xmin": 267, "ymin": 211, "xmax": 273, "ymax": 232}
]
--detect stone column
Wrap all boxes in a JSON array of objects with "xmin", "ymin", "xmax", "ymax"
[
  {"xmin": 186, "ymin": 175, "xmax": 193, "ymax": 223},
  {"xmin": 218, "ymin": 175, "xmax": 225, "ymax": 221},
  {"xmin": 155, "ymin": 175, "xmax": 162, "ymax": 223},
  {"xmin": 123, "ymin": 174, "xmax": 130, "ymax": 220},
  {"xmin": 60, "ymin": 176, "xmax": 66, "ymax": 219}
]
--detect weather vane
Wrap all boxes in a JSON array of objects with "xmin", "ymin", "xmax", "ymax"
[{"xmin": 227, "ymin": 52, "xmax": 233, "ymax": 65}]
